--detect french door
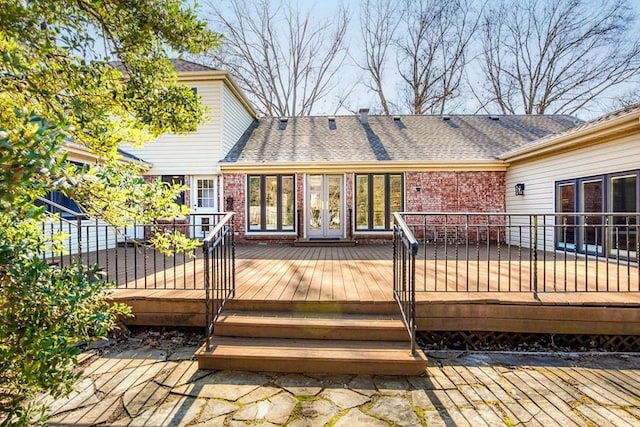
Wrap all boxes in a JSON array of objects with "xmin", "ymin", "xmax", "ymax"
[
  {"xmin": 307, "ymin": 174, "xmax": 343, "ymax": 238},
  {"xmin": 191, "ymin": 176, "xmax": 217, "ymax": 238}
]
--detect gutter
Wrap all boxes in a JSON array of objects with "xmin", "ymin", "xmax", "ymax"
[
  {"xmin": 219, "ymin": 159, "xmax": 508, "ymax": 174},
  {"xmin": 499, "ymin": 109, "xmax": 640, "ymax": 163}
]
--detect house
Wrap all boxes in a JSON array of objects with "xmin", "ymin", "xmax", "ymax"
[
  {"xmin": 501, "ymin": 104, "xmax": 640, "ymax": 258},
  {"xmin": 219, "ymin": 109, "xmax": 579, "ymax": 243},
  {"xmin": 48, "ymin": 61, "xmax": 639, "ymax": 370},
  {"xmin": 121, "ymin": 59, "xmax": 257, "ymax": 238}
]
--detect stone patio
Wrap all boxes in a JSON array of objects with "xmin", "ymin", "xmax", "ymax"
[{"xmin": 39, "ymin": 331, "xmax": 640, "ymax": 426}]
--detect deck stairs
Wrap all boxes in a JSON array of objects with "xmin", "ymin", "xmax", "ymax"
[
  {"xmin": 195, "ymin": 302, "xmax": 427, "ymax": 375},
  {"xmin": 293, "ymin": 238, "xmax": 357, "ymax": 247}
]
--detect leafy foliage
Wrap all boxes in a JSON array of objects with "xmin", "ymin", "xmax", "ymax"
[{"xmin": 0, "ymin": 0, "xmax": 220, "ymax": 424}]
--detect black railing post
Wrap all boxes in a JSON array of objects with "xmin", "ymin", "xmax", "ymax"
[
  {"xmin": 533, "ymin": 214, "xmax": 538, "ymax": 296},
  {"xmin": 203, "ymin": 239, "xmax": 211, "ymax": 351},
  {"xmin": 201, "ymin": 212, "xmax": 235, "ymax": 350},
  {"xmin": 392, "ymin": 213, "xmax": 418, "ymax": 356}
]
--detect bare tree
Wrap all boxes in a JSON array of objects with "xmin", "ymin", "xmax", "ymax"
[
  {"xmin": 359, "ymin": 0, "xmax": 479, "ymax": 115},
  {"xmin": 480, "ymin": 0, "xmax": 640, "ymax": 115},
  {"xmin": 359, "ymin": 0, "xmax": 403, "ymax": 115},
  {"xmin": 615, "ymin": 87, "xmax": 640, "ymax": 109},
  {"xmin": 206, "ymin": 0, "xmax": 349, "ymax": 117}
]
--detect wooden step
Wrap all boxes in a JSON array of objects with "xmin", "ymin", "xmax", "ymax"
[
  {"xmin": 216, "ymin": 311, "xmax": 409, "ymax": 341},
  {"xmin": 225, "ymin": 299, "xmax": 399, "ymax": 315},
  {"xmin": 195, "ymin": 337, "xmax": 427, "ymax": 375},
  {"xmin": 293, "ymin": 239, "xmax": 357, "ymax": 247}
]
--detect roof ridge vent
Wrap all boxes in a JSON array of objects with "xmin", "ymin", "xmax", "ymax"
[
  {"xmin": 328, "ymin": 116, "xmax": 336, "ymax": 130},
  {"xmin": 489, "ymin": 115, "xmax": 500, "ymax": 121},
  {"xmin": 359, "ymin": 108, "xmax": 369, "ymax": 124},
  {"xmin": 442, "ymin": 114, "xmax": 451, "ymax": 120},
  {"xmin": 393, "ymin": 115, "xmax": 406, "ymax": 129},
  {"xmin": 279, "ymin": 117, "xmax": 288, "ymax": 130}
]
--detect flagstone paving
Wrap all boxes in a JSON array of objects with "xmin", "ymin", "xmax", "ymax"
[{"xmin": 41, "ymin": 339, "xmax": 640, "ymax": 426}]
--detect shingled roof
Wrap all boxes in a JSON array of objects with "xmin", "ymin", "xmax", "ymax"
[
  {"xmin": 222, "ymin": 114, "xmax": 580, "ymax": 164},
  {"xmin": 110, "ymin": 58, "xmax": 216, "ymax": 73},
  {"xmin": 169, "ymin": 58, "xmax": 216, "ymax": 72}
]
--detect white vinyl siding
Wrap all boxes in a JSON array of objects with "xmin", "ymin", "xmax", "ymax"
[
  {"xmin": 122, "ymin": 81, "xmax": 223, "ymax": 175},
  {"xmin": 505, "ymin": 134, "xmax": 640, "ymax": 248},
  {"xmin": 221, "ymin": 84, "xmax": 255, "ymax": 157}
]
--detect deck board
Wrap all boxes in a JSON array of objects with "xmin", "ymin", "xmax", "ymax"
[
  {"xmin": 100, "ymin": 243, "xmax": 640, "ymax": 304},
  {"xmin": 100, "ymin": 243, "xmax": 640, "ymax": 333}
]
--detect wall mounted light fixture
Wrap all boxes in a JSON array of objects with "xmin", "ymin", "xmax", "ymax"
[{"xmin": 515, "ymin": 183, "xmax": 525, "ymax": 196}]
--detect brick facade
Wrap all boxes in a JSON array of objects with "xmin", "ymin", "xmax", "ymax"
[
  {"xmin": 405, "ymin": 171, "xmax": 505, "ymax": 212},
  {"xmin": 223, "ymin": 170, "xmax": 506, "ymax": 244}
]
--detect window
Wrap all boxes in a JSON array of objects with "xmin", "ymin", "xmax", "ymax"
[
  {"xmin": 555, "ymin": 170, "xmax": 639, "ymax": 257},
  {"xmin": 45, "ymin": 190, "xmax": 82, "ymax": 218},
  {"xmin": 161, "ymin": 175, "xmax": 186, "ymax": 206},
  {"xmin": 556, "ymin": 182, "xmax": 576, "ymax": 250},
  {"xmin": 580, "ymin": 178, "xmax": 604, "ymax": 253},
  {"xmin": 247, "ymin": 175, "xmax": 295, "ymax": 232},
  {"xmin": 42, "ymin": 161, "xmax": 84, "ymax": 218},
  {"xmin": 611, "ymin": 174, "xmax": 638, "ymax": 257},
  {"xmin": 355, "ymin": 173, "xmax": 403, "ymax": 231}
]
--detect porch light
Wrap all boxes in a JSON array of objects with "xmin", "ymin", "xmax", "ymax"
[{"xmin": 515, "ymin": 183, "xmax": 525, "ymax": 196}]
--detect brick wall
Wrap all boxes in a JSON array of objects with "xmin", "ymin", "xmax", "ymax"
[
  {"xmin": 356, "ymin": 171, "xmax": 506, "ymax": 243},
  {"xmin": 224, "ymin": 170, "xmax": 506, "ymax": 243},
  {"xmin": 223, "ymin": 173, "xmax": 246, "ymax": 238},
  {"xmin": 405, "ymin": 171, "xmax": 505, "ymax": 212}
]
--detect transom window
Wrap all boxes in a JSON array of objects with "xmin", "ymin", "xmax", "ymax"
[
  {"xmin": 355, "ymin": 173, "xmax": 403, "ymax": 231},
  {"xmin": 248, "ymin": 175, "xmax": 295, "ymax": 232}
]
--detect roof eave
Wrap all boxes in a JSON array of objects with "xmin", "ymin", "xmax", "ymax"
[
  {"xmin": 177, "ymin": 70, "xmax": 258, "ymax": 119},
  {"xmin": 499, "ymin": 111, "xmax": 640, "ymax": 162},
  {"xmin": 64, "ymin": 142, "xmax": 152, "ymax": 169},
  {"xmin": 219, "ymin": 160, "xmax": 507, "ymax": 174}
]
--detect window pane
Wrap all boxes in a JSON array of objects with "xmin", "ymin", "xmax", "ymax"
[
  {"xmin": 248, "ymin": 176, "xmax": 261, "ymax": 231},
  {"xmin": 281, "ymin": 176, "xmax": 294, "ymax": 230},
  {"xmin": 356, "ymin": 175, "xmax": 369, "ymax": 229},
  {"xmin": 557, "ymin": 183, "xmax": 575, "ymax": 248},
  {"xmin": 581, "ymin": 179, "xmax": 603, "ymax": 252},
  {"xmin": 162, "ymin": 175, "xmax": 186, "ymax": 206},
  {"xmin": 197, "ymin": 179, "xmax": 216, "ymax": 208},
  {"xmin": 372, "ymin": 175, "xmax": 386, "ymax": 229},
  {"xmin": 328, "ymin": 176, "xmax": 341, "ymax": 230},
  {"xmin": 611, "ymin": 175, "xmax": 637, "ymax": 255},
  {"xmin": 389, "ymin": 174, "xmax": 403, "ymax": 227},
  {"xmin": 265, "ymin": 176, "xmax": 278, "ymax": 230}
]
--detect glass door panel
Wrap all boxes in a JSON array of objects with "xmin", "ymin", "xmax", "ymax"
[
  {"xmin": 307, "ymin": 174, "xmax": 343, "ymax": 238},
  {"xmin": 192, "ymin": 177, "xmax": 218, "ymax": 238},
  {"xmin": 610, "ymin": 175, "xmax": 638, "ymax": 258},
  {"xmin": 557, "ymin": 182, "xmax": 576, "ymax": 250},
  {"xmin": 308, "ymin": 175, "xmax": 323, "ymax": 233},
  {"xmin": 328, "ymin": 176, "xmax": 341, "ymax": 231},
  {"xmin": 581, "ymin": 179, "xmax": 603, "ymax": 254}
]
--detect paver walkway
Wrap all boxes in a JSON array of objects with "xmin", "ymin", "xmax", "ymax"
[{"xmin": 41, "ymin": 334, "xmax": 640, "ymax": 426}]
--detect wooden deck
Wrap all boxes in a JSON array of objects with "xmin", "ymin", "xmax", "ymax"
[{"xmin": 108, "ymin": 244, "xmax": 640, "ymax": 335}]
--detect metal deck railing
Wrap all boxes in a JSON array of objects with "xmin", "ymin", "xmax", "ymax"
[
  {"xmin": 392, "ymin": 212, "xmax": 640, "ymax": 353},
  {"xmin": 203, "ymin": 212, "xmax": 235, "ymax": 350},
  {"xmin": 38, "ymin": 196, "xmax": 232, "ymax": 290},
  {"xmin": 398, "ymin": 212, "xmax": 639, "ymax": 293}
]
